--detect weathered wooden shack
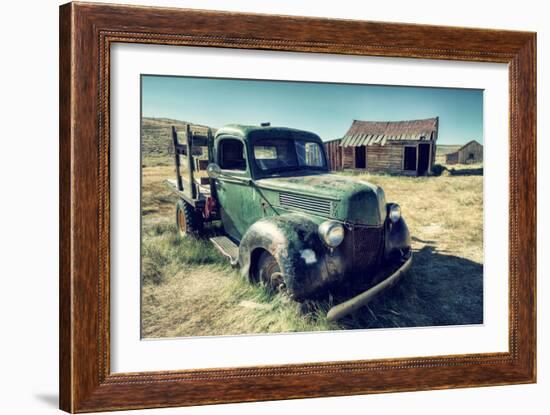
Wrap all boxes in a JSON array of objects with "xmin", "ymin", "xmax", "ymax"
[
  {"xmin": 445, "ymin": 140, "xmax": 483, "ymax": 165},
  {"xmin": 325, "ymin": 117, "xmax": 439, "ymax": 176},
  {"xmin": 324, "ymin": 138, "xmax": 344, "ymax": 172}
]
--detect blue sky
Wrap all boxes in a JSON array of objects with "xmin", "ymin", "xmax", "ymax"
[{"xmin": 142, "ymin": 75, "xmax": 483, "ymax": 145}]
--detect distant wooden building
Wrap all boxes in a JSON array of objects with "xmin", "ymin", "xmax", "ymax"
[
  {"xmin": 445, "ymin": 140, "xmax": 483, "ymax": 165},
  {"xmin": 324, "ymin": 117, "xmax": 439, "ymax": 176}
]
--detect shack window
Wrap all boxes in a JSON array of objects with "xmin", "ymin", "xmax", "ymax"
[
  {"xmin": 219, "ymin": 139, "xmax": 246, "ymax": 171},
  {"xmin": 403, "ymin": 146, "xmax": 417, "ymax": 171}
]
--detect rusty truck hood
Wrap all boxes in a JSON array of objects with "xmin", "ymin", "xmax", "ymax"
[{"xmin": 255, "ymin": 172, "xmax": 387, "ymax": 225}]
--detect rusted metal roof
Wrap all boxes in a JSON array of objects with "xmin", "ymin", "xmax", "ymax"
[
  {"xmin": 340, "ymin": 117, "xmax": 438, "ymax": 147},
  {"xmin": 457, "ymin": 139, "xmax": 482, "ymax": 152}
]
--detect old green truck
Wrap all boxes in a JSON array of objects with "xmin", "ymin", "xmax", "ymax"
[{"xmin": 166, "ymin": 123, "xmax": 412, "ymax": 321}]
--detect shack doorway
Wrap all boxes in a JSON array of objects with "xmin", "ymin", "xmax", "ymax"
[
  {"xmin": 354, "ymin": 146, "xmax": 366, "ymax": 169},
  {"xmin": 403, "ymin": 146, "xmax": 417, "ymax": 172},
  {"xmin": 417, "ymin": 143, "xmax": 431, "ymax": 175}
]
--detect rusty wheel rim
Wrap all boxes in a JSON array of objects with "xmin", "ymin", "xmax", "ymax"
[
  {"xmin": 268, "ymin": 271, "xmax": 285, "ymax": 292},
  {"xmin": 178, "ymin": 209, "xmax": 186, "ymax": 234}
]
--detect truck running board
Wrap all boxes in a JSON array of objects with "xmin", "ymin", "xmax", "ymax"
[{"xmin": 210, "ymin": 236, "xmax": 239, "ymax": 266}]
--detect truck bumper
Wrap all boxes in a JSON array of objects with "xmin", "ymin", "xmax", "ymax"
[{"xmin": 326, "ymin": 251, "xmax": 413, "ymax": 322}]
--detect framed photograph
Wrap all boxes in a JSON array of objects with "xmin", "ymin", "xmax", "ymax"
[{"xmin": 59, "ymin": 2, "xmax": 536, "ymax": 412}]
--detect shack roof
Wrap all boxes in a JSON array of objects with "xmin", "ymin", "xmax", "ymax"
[
  {"xmin": 340, "ymin": 117, "xmax": 438, "ymax": 147},
  {"xmin": 457, "ymin": 139, "xmax": 483, "ymax": 151}
]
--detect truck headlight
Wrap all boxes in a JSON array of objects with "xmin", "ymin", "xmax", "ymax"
[
  {"xmin": 318, "ymin": 221, "xmax": 345, "ymax": 248},
  {"xmin": 388, "ymin": 203, "xmax": 401, "ymax": 223}
]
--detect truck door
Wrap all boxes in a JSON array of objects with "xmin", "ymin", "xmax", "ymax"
[{"xmin": 215, "ymin": 137, "xmax": 259, "ymax": 241}]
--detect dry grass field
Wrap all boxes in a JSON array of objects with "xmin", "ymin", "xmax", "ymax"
[{"xmin": 140, "ymin": 125, "xmax": 484, "ymax": 337}]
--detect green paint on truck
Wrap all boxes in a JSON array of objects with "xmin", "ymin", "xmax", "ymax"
[{"xmin": 167, "ymin": 123, "xmax": 412, "ymax": 320}]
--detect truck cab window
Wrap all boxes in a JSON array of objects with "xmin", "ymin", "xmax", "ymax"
[
  {"xmin": 253, "ymin": 138, "xmax": 326, "ymax": 172},
  {"xmin": 219, "ymin": 139, "xmax": 246, "ymax": 171},
  {"xmin": 297, "ymin": 141, "xmax": 325, "ymax": 167}
]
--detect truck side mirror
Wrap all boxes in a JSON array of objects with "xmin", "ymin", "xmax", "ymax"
[{"xmin": 206, "ymin": 163, "xmax": 222, "ymax": 179}]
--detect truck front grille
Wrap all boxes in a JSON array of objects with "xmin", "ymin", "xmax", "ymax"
[
  {"xmin": 347, "ymin": 225, "xmax": 384, "ymax": 271},
  {"xmin": 279, "ymin": 192, "xmax": 333, "ymax": 216}
]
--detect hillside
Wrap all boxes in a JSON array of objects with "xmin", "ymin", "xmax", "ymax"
[
  {"xmin": 143, "ymin": 118, "xmax": 465, "ymax": 167},
  {"xmin": 141, "ymin": 117, "xmax": 214, "ymax": 166},
  {"xmin": 436, "ymin": 144, "xmax": 462, "ymax": 155}
]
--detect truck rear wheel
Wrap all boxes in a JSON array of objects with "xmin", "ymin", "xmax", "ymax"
[
  {"xmin": 256, "ymin": 251, "xmax": 285, "ymax": 294},
  {"xmin": 176, "ymin": 199, "xmax": 203, "ymax": 237}
]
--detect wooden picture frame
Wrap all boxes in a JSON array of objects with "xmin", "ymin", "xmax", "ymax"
[{"xmin": 59, "ymin": 2, "xmax": 536, "ymax": 412}]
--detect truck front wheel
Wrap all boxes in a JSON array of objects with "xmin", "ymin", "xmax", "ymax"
[
  {"xmin": 255, "ymin": 251, "xmax": 286, "ymax": 294},
  {"xmin": 176, "ymin": 199, "xmax": 203, "ymax": 237}
]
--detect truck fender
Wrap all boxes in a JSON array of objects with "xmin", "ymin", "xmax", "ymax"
[
  {"xmin": 385, "ymin": 217, "xmax": 412, "ymax": 260},
  {"xmin": 238, "ymin": 213, "xmax": 334, "ymax": 300}
]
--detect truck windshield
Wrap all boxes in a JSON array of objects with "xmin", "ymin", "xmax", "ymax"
[{"xmin": 253, "ymin": 139, "xmax": 326, "ymax": 172}]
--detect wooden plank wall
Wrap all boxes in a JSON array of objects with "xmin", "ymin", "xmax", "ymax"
[
  {"xmin": 458, "ymin": 141, "xmax": 483, "ymax": 163},
  {"xmin": 324, "ymin": 140, "xmax": 344, "ymax": 170},
  {"xmin": 342, "ymin": 147, "xmax": 354, "ymax": 169},
  {"xmin": 325, "ymin": 140, "xmax": 439, "ymax": 175},
  {"xmin": 431, "ymin": 130, "xmax": 438, "ymax": 166},
  {"xmin": 366, "ymin": 145, "xmax": 404, "ymax": 173},
  {"xmin": 446, "ymin": 152, "xmax": 459, "ymax": 164}
]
